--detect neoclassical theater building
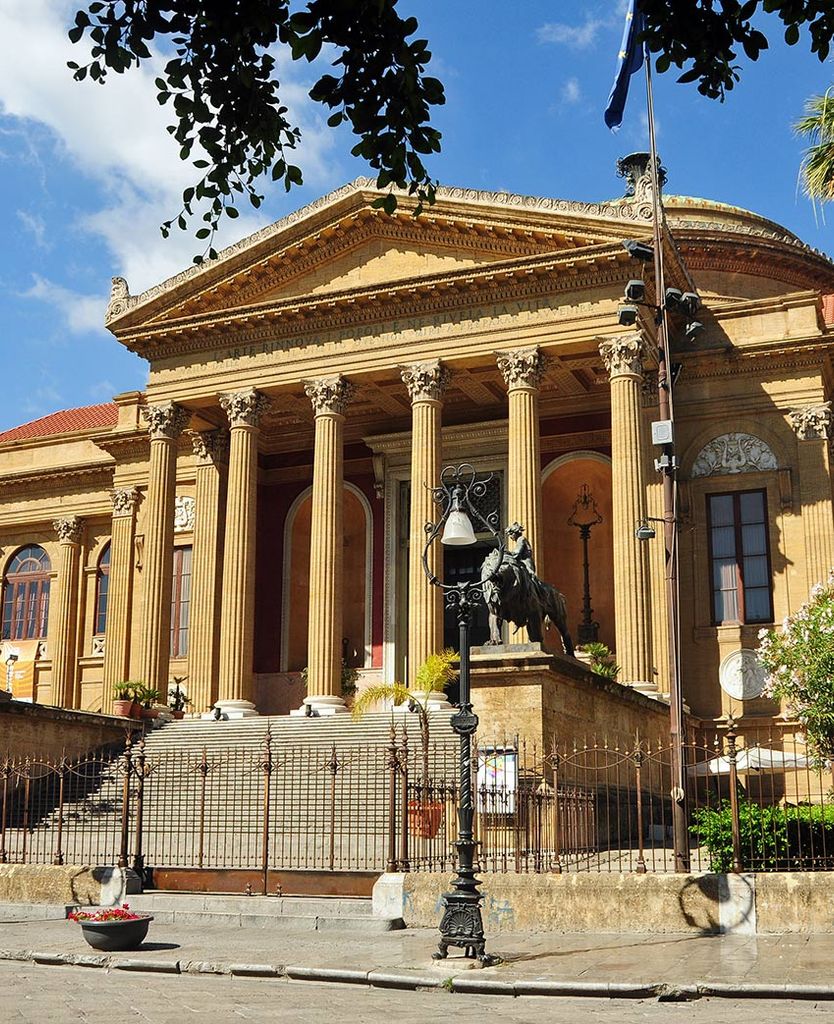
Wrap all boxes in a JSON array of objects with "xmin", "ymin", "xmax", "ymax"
[{"xmin": 2, "ymin": 159, "xmax": 834, "ymax": 732}]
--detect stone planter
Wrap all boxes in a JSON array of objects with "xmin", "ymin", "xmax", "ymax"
[{"xmin": 76, "ymin": 915, "xmax": 153, "ymax": 951}]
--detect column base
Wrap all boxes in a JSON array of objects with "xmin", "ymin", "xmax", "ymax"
[
  {"xmin": 290, "ymin": 694, "xmax": 350, "ymax": 717},
  {"xmin": 201, "ymin": 699, "xmax": 259, "ymax": 720}
]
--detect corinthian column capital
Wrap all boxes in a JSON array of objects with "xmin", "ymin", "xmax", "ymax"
[
  {"xmin": 110, "ymin": 487, "xmax": 141, "ymax": 518},
  {"xmin": 190, "ymin": 428, "xmax": 231, "ymax": 465},
  {"xmin": 142, "ymin": 401, "xmax": 191, "ymax": 440},
  {"xmin": 53, "ymin": 515, "xmax": 84, "ymax": 545},
  {"xmin": 400, "ymin": 360, "xmax": 450, "ymax": 403},
  {"xmin": 496, "ymin": 347, "xmax": 545, "ymax": 391},
  {"xmin": 789, "ymin": 402, "xmax": 831, "ymax": 441},
  {"xmin": 304, "ymin": 376, "xmax": 354, "ymax": 417},
  {"xmin": 599, "ymin": 332, "xmax": 646, "ymax": 380},
  {"xmin": 219, "ymin": 388, "xmax": 271, "ymax": 429}
]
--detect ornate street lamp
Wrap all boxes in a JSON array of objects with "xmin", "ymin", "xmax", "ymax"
[
  {"xmin": 567, "ymin": 484, "xmax": 603, "ymax": 645},
  {"xmin": 423, "ymin": 464, "xmax": 505, "ymax": 965}
]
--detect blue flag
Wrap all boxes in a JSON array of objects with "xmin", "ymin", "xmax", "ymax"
[{"xmin": 604, "ymin": 0, "xmax": 646, "ymax": 130}]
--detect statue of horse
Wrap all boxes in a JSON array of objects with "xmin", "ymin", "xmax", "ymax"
[{"xmin": 480, "ymin": 523, "xmax": 574, "ymax": 656}]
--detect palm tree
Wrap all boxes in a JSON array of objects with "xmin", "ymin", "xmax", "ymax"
[{"xmin": 795, "ymin": 88, "xmax": 834, "ymax": 207}]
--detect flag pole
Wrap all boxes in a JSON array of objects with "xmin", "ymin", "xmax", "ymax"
[{"xmin": 644, "ymin": 47, "xmax": 690, "ymax": 873}]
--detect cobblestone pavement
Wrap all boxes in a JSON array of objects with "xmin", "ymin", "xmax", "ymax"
[{"xmin": 5, "ymin": 964, "xmax": 834, "ymax": 1024}]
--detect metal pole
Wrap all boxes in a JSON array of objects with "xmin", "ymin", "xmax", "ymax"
[
  {"xmin": 726, "ymin": 718, "xmax": 743, "ymax": 874},
  {"xmin": 645, "ymin": 50, "xmax": 689, "ymax": 873}
]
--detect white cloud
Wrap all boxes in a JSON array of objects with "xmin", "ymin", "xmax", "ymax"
[
  {"xmin": 561, "ymin": 78, "xmax": 582, "ymax": 106},
  {"xmin": 17, "ymin": 209, "xmax": 49, "ymax": 248},
  {"xmin": 88, "ymin": 378, "xmax": 117, "ymax": 401},
  {"xmin": 21, "ymin": 274, "xmax": 107, "ymax": 335},
  {"xmin": 537, "ymin": 18, "xmax": 608, "ymax": 49},
  {"xmin": 0, "ymin": 0, "xmax": 341, "ymax": 294}
]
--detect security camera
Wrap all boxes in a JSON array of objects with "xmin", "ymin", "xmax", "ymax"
[
  {"xmin": 635, "ymin": 522, "xmax": 656, "ymax": 541},
  {"xmin": 618, "ymin": 304, "xmax": 639, "ymax": 327},
  {"xmin": 664, "ymin": 287, "xmax": 684, "ymax": 312},
  {"xmin": 622, "ymin": 239, "xmax": 654, "ymax": 262},
  {"xmin": 624, "ymin": 279, "xmax": 646, "ymax": 303}
]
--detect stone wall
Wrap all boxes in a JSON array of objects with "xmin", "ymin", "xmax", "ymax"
[
  {"xmin": 0, "ymin": 865, "xmax": 139, "ymax": 908},
  {"xmin": 375, "ymin": 869, "xmax": 834, "ymax": 935},
  {"xmin": 0, "ymin": 697, "xmax": 136, "ymax": 759}
]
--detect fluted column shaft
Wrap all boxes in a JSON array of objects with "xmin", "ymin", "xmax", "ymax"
[
  {"xmin": 600, "ymin": 334, "xmax": 653, "ymax": 685},
  {"xmin": 138, "ymin": 402, "xmax": 190, "ymax": 694},
  {"xmin": 402, "ymin": 361, "xmax": 449, "ymax": 685},
  {"xmin": 51, "ymin": 517, "xmax": 83, "ymax": 708},
  {"xmin": 101, "ymin": 489, "xmax": 139, "ymax": 712},
  {"xmin": 218, "ymin": 392, "xmax": 269, "ymax": 708},
  {"xmin": 189, "ymin": 430, "xmax": 229, "ymax": 714},
  {"xmin": 498, "ymin": 347, "xmax": 545, "ymax": 645},
  {"xmin": 304, "ymin": 377, "xmax": 353, "ymax": 709}
]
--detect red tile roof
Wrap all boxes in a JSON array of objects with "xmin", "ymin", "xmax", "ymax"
[{"xmin": 0, "ymin": 404, "xmax": 119, "ymax": 444}]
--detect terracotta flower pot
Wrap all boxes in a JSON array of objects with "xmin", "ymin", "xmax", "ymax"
[
  {"xmin": 141, "ymin": 707, "xmax": 159, "ymax": 720},
  {"xmin": 113, "ymin": 699, "xmax": 133, "ymax": 718},
  {"xmin": 408, "ymin": 799, "xmax": 444, "ymax": 840},
  {"xmin": 77, "ymin": 915, "xmax": 153, "ymax": 951},
  {"xmin": 171, "ymin": 709, "xmax": 185, "ymax": 720},
  {"xmin": 131, "ymin": 702, "xmax": 142, "ymax": 719}
]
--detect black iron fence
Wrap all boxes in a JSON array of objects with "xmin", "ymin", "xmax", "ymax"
[{"xmin": 2, "ymin": 722, "xmax": 832, "ymax": 882}]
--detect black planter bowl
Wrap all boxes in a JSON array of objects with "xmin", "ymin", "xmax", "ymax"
[{"xmin": 76, "ymin": 915, "xmax": 153, "ymax": 951}]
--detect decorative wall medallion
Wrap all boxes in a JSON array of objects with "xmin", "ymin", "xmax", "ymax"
[
  {"xmin": 691, "ymin": 433, "xmax": 778, "ymax": 478},
  {"xmin": 788, "ymin": 402, "xmax": 831, "ymax": 441},
  {"xmin": 91, "ymin": 635, "xmax": 106, "ymax": 657},
  {"xmin": 174, "ymin": 496, "xmax": 196, "ymax": 533},
  {"xmin": 719, "ymin": 649, "xmax": 767, "ymax": 702}
]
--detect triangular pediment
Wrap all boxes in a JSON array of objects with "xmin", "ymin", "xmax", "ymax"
[{"xmin": 106, "ymin": 178, "xmax": 648, "ymax": 335}]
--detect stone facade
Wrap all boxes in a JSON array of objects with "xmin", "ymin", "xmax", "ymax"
[{"xmin": 0, "ymin": 174, "xmax": 833, "ymax": 742}]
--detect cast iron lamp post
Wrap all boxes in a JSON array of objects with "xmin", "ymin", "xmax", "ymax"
[
  {"xmin": 422, "ymin": 464, "xmax": 505, "ymax": 964},
  {"xmin": 567, "ymin": 484, "xmax": 603, "ymax": 645}
]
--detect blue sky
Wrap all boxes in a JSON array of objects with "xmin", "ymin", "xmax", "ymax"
[{"xmin": 1, "ymin": 0, "xmax": 831, "ymax": 433}]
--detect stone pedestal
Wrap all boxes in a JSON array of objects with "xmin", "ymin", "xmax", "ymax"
[
  {"xmin": 290, "ymin": 694, "xmax": 351, "ymax": 717},
  {"xmin": 469, "ymin": 643, "xmax": 671, "ymax": 749},
  {"xmin": 204, "ymin": 698, "xmax": 259, "ymax": 720}
]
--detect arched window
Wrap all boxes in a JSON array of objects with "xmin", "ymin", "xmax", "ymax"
[
  {"xmin": 1, "ymin": 545, "xmax": 51, "ymax": 641},
  {"xmin": 94, "ymin": 543, "xmax": 111, "ymax": 636}
]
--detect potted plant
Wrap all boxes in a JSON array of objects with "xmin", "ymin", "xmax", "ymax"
[
  {"xmin": 352, "ymin": 649, "xmax": 458, "ymax": 839},
  {"xmin": 69, "ymin": 904, "xmax": 153, "ymax": 951},
  {"xmin": 168, "ymin": 676, "xmax": 191, "ymax": 720},
  {"xmin": 135, "ymin": 684, "xmax": 161, "ymax": 720},
  {"xmin": 112, "ymin": 682, "xmax": 135, "ymax": 718},
  {"xmin": 577, "ymin": 642, "xmax": 620, "ymax": 681}
]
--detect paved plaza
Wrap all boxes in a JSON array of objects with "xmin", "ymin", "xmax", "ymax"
[{"xmin": 4, "ymin": 917, "xmax": 834, "ymax": 1008}]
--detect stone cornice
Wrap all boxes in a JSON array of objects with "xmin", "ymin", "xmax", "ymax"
[
  {"xmin": 0, "ymin": 462, "xmax": 114, "ymax": 497},
  {"xmin": 106, "ymin": 178, "xmax": 656, "ymax": 330},
  {"xmin": 118, "ymin": 245, "xmax": 632, "ymax": 360},
  {"xmin": 679, "ymin": 337, "xmax": 832, "ymax": 381}
]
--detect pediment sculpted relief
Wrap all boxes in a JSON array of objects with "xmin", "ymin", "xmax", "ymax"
[{"xmin": 691, "ymin": 433, "xmax": 778, "ymax": 478}]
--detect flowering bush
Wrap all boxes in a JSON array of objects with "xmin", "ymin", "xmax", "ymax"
[
  {"xmin": 68, "ymin": 904, "xmax": 144, "ymax": 923},
  {"xmin": 757, "ymin": 574, "xmax": 834, "ymax": 761}
]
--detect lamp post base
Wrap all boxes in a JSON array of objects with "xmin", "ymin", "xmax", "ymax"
[{"xmin": 432, "ymin": 891, "xmax": 498, "ymax": 965}]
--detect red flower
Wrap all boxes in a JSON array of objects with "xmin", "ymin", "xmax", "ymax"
[{"xmin": 68, "ymin": 904, "xmax": 143, "ymax": 923}]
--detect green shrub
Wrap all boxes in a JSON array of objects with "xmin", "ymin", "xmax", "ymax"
[{"xmin": 691, "ymin": 798, "xmax": 834, "ymax": 871}]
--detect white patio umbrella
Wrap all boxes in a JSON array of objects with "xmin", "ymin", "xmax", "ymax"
[{"xmin": 687, "ymin": 747, "xmax": 811, "ymax": 777}]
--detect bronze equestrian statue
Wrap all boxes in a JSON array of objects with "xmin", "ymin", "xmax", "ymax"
[{"xmin": 480, "ymin": 522, "xmax": 574, "ymax": 656}]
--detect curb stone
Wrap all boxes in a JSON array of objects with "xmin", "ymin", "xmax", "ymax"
[{"xmin": 5, "ymin": 948, "xmax": 834, "ymax": 1000}]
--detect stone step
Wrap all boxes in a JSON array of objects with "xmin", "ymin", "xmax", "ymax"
[{"xmin": 125, "ymin": 892, "xmax": 402, "ymax": 931}]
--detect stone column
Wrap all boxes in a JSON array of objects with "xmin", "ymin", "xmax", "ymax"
[
  {"xmin": 101, "ymin": 488, "xmax": 140, "ymax": 712},
  {"xmin": 216, "ymin": 390, "xmax": 270, "ymax": 718},
  {"xmin": 401, "ymin": 361, "xmax": 450, "ymax": 700},
  {"xmin": 138, "ymin": 401, "xmax": 190, "ymax": 696},
  {"xmin": 789, "ymin": 402, "xmax": 834, "ymax": 586},
  {"xmin": 189, "ymin": 429, "xmax": 229, "ymax": 716},
  {"xmin": 599, "ymin": 333, "xmax": 654, "ymax": 687},
  {"xmin": 296, "ymin": 376, "xmax": 354, "ymax": 716},
  {"xmin": 51, "ymin": 516, "xmax": 84, "ymax": 708},
  {"xmin": 497, "ymin": 346, "xmax": 545, "ymax": 645}
]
